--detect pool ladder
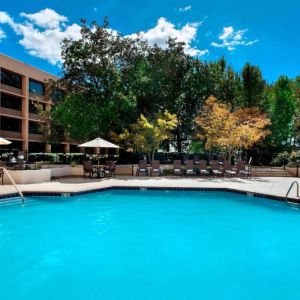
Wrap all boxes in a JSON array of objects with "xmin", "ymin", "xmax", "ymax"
[
  {"xmin": 285, "ymin": 181, "xmax": 300, "ymax": 203},
  {"xmin": 2, "ymin": 167, "xmax": 25, "ymax": 204}
]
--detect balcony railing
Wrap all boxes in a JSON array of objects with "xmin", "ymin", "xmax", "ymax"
[
  {"xmin": 0, "ymin": 130, "xmax": 23, "ymax": 140},
  {"xmin": 0, "ymin": 107, "xmax": 23, "ymax": 118},
  {"xmin": 29, "ymin": 133, "xmax": 43, "ymax": 141},
  {"xmin": 0, "ymin": 83, "xmax": 23, "ymax": 96},
  {"xmin": 29, "ymin": 113, "xmax": 43, "ymax": 122}
]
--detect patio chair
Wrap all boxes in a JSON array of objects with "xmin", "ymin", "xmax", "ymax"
[
  {"xmin": 183, "ymin": 154, "xmax": 189, "ymax": 164},
  {"xmin": 198, "ymin": 160, "xmax": 210, "ymax": 176},
  {"xmin": 217, "ymin": 155, "xmax": 224, "ymax": 165},
  {"xmin": 150, "ymin": 160, "xmax": 161, "ymax": 176},
  {"xmin": 211, "ymin": 160, "xmax": 223, "ymax": 177},
  {"xmin": 173, "ymin": 160, "xmax": 183, "ymax": 176},
  {"xmin": 83, "ymin": 160, "xmax": 98, "ymax": 178},
  {"xmin": 185, "ymin": 160, "xmax": 196, "ymax": 175},
  {"xmin": 237, "ymin": 161, "xmax": 251, "ymax": 179},
  {"xmin": 136, "ymin": 160, "xmax": 148, "ymax": 176},
  {"xmin": 223, "ymin": 161, "xmax": 237, "ymax": 177},
  {"xmin": 194, "ymin": 155, "xmax": 200, "ymax": 165},
  {"xmin": 208, "ymin": 154, "xmax": 214, "ymax": 165},
  {"xmin": 102, "ymin": 161, "xmax": 117, "ymax": 178}
]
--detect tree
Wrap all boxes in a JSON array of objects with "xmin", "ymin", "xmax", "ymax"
[
  {"xmin": 268, "ymin": 76, "xmax": 296, "ymax": 148},
  {"xmin": 54, "ymin": 18, "xmax": 139, "ymax": 139},
  {"xmin": 242, "ymin": 63, "xmax": 266, "ymax": 108},
  {"xmin": 112, "ymin": 111, "xmax": 178, "ymax": 161},
  {"xmin": 194, "ymin": 96, "xmax": 271, "ymax": 160}
]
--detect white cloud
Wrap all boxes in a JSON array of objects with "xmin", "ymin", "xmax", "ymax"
[
  {"xmin": 179, "ymin": 5, "xmax": 192, "ymax": 12},
  {"xmin": 0, "ymin": 9, "xmax": 208, "ymax": 64},
  {"xmin": 127, "ymin": 17, "xmax": 208, "ymax": 57},
  {"xmin": 211, "ymin": 26, "xmax": 258, "ymax": 51},
  {"xmin": 0, "ymin": 28, "xmax": 6, "ymax": 41},
  {"xmin": 20, "ymin": 9, "xmax": 68, "ymax": 29},
  {"xmin": 0, "ymin": 9, "xmax": 81, "ymax": 65}
]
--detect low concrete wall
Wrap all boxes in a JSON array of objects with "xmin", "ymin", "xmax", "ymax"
[
  {"xmin": 286, "ymin": 167, "xmax": 299, "ymax": 177},
  {"xmin": 3, "ymin": 169, "xmax": 51, "ymax": 184}
]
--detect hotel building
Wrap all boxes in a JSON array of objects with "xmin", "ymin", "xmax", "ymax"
[{"xmin": 0, "ymin": 53, "xmax": 74, "ymax": 153}]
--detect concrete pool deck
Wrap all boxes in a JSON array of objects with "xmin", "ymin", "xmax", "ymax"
[{"xmin": 0, "ymin": 176, "xmax": 300, "ymax": 201}]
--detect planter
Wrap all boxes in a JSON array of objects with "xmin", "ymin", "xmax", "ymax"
[{"xmin": 286, "ymin": 167, "xmax": 300, "ymax": 177}]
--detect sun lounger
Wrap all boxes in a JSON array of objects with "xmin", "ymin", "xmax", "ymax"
[
  {"xmin": 185, "ymin": 160, "xmax": 196, "ymax": 175},
  {"xmin": 150, "ymin": 160, "xmax": 161, "ymax": 176},
  {"xmin": 173, "ymin": 160, "xmax": 183, "ymax": 175},
  {"xmin": 136, "ymin": 160, "xmax": 148, "ymax": 176},
  {"xmin": 198, "ymin": 160, "xmax": 210, "ymax": 176}
]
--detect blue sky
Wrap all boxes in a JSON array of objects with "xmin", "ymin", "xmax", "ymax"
[{"xmin": 0, "ymin": 0, "xmax": 299, "ymax": 82}]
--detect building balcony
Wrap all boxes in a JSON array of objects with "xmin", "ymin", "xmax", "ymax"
[
  {"xmin": 0, "ymin": 107, "xmax": 23, "ymax": 118},
  {"xmin": 29, "ymin": 133, "xmax": 43, "ymax": 141},
  {"xmin": 29, "ymin": 113, "xmax": 43, "ymax": 122},
  {"xmin": 0, "ymin": 83, "xmax": 23, "ymax": 96},
  {"xmin": 0, "ymin": 130, "xmax": 23, "ymax": 140}
]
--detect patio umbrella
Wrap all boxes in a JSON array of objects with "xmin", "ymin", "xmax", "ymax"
[
  {"xmin": 0, "ymin": 137, "xmax": 11, "ymax": 145},
  {"xmin": 78, "ymin": 137, "xmax": 120, "ymax": 149}
]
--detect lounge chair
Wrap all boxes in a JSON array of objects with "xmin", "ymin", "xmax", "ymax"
[
  {"xmin": 136, "ymin": 160, "xmax": 148, "ymax": 176},
  {"xmin": 183, "ymin": 154, "xmax": 189, "ymax": 164},
  {"xmin": 198, "ymin": 160, "xmax": 210, "ymax": 176},
  {"xmin": 217, "ymin": 155, "xmax": 224, "ymax": 165},
  {"xmin": 83, "ymin": 160, "xmax": 98, "ymax": 178},
  {"xmin": 150, "ymin": 160, "xmax": 161, "ymax": 176},
  {"xmin": 185, "ymin": 160, "xmax": 196, "ymax": 175},
  {"xmin": 173, "ymin": 160, "xmax": 183, "ymax": 175},
  {"xmin": 237, "ymin": 161, "xmax": 251, "ymax": 179},
  {"xmin": 223, "ymin": 161, "xmax": 237, "ymax": 177},
  {"xmin": 211, "ymin": 160, "xmax": 223, "ymax": 177}
]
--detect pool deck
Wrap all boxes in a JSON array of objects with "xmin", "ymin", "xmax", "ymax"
[{"xmin": 0, "ymin": 176, "xmax": 300, "ymax": 201}]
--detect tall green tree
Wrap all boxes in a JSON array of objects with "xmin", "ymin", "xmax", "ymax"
[
  {"xmin": 242, "ymin": 63, "xmax": 266, "ymax": 108},
  {"xmin": 268, "ymin": 76, "xmax": 296, "ymax": 148},
  {"xmin": 53, "ymin": 19, "xmax": 139, "ymax": 139}
]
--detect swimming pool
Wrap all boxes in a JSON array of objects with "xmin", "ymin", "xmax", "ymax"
[{"xmin": 1, "ymin": 189, "xmax": 300, "ymax": 300}]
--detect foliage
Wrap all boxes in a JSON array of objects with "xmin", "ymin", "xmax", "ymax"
[
  {"xmin": 36, "ymin": 18, "xmax": 300, "ymax": 164},
  {"xmin": 112, "ymin": 111, "xmax": 178, "ymax": 161},
  {"xmin": 194, "ymin": 96, "xmax": 271, "ymax": 159},
  {"xmin": 242, "ymin": 63, "xmax": 266, "ymax": 108},
  {"xmin": 271, "ymin": 151, "xmax": 300, "ymax": 167},
  {"xmin": 267, "ymin": 76, "xmax": 296, "ymax": 148}
]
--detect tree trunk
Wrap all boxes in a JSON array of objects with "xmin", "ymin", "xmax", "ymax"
[{"xmin": 176, "ymin": 128, "xmax": 182, "ymax": 153}]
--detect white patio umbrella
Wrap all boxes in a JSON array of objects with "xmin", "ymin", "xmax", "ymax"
[
  {"xmin": 78, "ymin": 137, "xmax": 120, "ymax": 149},
  {"xmin": 0, "ymin": 137, "xmax": 11, "ymax": 145}
]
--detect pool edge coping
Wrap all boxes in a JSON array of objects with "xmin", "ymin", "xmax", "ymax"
[{"xmin": 1, "ymin": 185, "xmax": 299, "ymax": 204}]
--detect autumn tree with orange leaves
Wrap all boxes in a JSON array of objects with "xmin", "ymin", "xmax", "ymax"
[{"xmin": 194, "ymin": 96, "xmax": 271, "ymax": 160}]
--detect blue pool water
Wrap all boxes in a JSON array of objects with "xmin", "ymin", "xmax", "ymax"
[{"xmin": 1, "ymin": 190, "xmax": 300, "ymax": 300}]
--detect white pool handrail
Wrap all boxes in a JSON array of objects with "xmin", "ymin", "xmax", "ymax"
[
  {"xmin": 285, "ymin": 181, "xmax": 299, "ymax": 203},
  {"xmin": 1, "ymin": 167, "xmax": 25, "ymax": 203}
]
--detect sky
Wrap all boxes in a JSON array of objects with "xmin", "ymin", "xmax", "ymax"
[{"xmin": 0, "ymin": 0, "xmax": 299, "ymax": 82}]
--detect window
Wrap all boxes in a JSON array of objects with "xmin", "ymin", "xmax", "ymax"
[
  {"xmin": 29, "ymin": 121, "xmax": 41, "ymax": 134},
  {"xmin": 29, "ymin": 79, "xmax": 45, "ymax": 96},
  {"xmin": 1, "ymin": 69, "xmax": 22, "ymax": 89},
  {"xmin": 29, "ymin": 102, "xmax": 45, "ymax": 114},
  {"xmin": 0, "ymin": 93, "xmax": 22, "ymax": 111},
  {"xmin": 0, "ymin": 116, "xmax": 22, "ymax": 132}
]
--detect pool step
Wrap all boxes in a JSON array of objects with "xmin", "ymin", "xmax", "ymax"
[
  {"xmin": 251, "ymin": 168, "xmax": 292, "ymax": 177},
  {"xmin": 0, "ymin": 197, "xmax": 35, "ymax": 207}
]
